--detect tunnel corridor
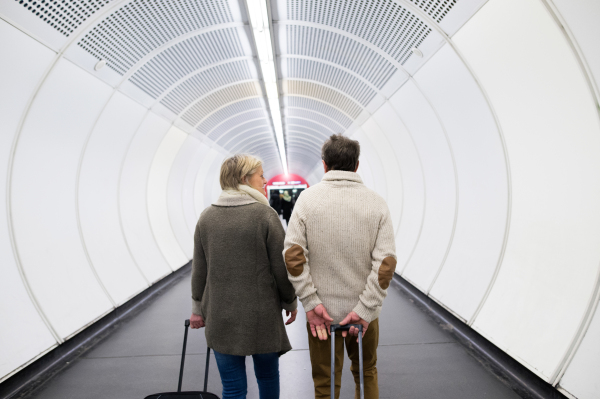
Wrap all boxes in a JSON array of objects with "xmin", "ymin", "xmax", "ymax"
[{"xmin": 1, "ymin": 0, "xmax": 600, "ymax": 398}]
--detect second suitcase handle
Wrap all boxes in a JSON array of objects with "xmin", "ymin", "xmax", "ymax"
[{"xmin": 330, "ymin": 324, "xmax": 364, "ymax": 399}]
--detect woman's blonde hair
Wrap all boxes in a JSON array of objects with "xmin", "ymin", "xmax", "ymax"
[{"xmin": 219, "ymin": 154, "xmax": 263, "ymax": 190}]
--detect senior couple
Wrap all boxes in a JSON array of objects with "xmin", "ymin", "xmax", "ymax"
[{"xmin": 190, "ymin": 134, "xmax": 397, "ymax": 399}]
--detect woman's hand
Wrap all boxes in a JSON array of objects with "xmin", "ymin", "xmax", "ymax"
[
  {"xmin": 190, "ymin": 313, "xmax": 205, "ymax": 329},
  {"xmin": 285, "ymin": 309, "xmax": 298, "ymax": 325}
]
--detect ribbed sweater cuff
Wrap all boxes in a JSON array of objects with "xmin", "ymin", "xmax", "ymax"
[
  {"xmin": 301, "ymin": 293, "xmax": 322, "ymax": 312},
  {"xmin": 192, "ymin": 299, "xmax": 203, "ymax": 316},
  {"xmin": 353, "ymin": 301, "xmax": 378, "ymax": 323},
  {"xmin": 281, "ymin": 298, "xmax": 298, "ymax": 312}
]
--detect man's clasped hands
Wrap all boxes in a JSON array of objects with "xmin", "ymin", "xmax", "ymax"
[{"xmin": 306, "ymin": 304, "xmax": 369, "ymax": 342}]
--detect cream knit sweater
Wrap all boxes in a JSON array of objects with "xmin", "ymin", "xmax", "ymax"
[{"xmin": 283, "ymin": 171, "xmax": 397, "ymax": 323}]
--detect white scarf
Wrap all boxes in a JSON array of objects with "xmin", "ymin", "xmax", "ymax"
[{"xmin": 214, "ymin": 185, "xmax": 275, "ymax": 212}]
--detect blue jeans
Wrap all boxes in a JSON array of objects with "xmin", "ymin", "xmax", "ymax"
[{"xmin": 213, "ymin": 350, "xmax": 280, "ymax": 399}]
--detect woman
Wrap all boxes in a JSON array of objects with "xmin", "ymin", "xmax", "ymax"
[{"xmin": 190, "ymin": 154, "xmax": 298, "ymax": 399}]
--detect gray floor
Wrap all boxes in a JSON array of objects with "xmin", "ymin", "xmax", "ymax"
[{"xmin": 25, "ymin": 275, "xmax": 520, "ymax": 399}]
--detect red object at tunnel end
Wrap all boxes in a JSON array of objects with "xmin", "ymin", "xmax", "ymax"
[
  {"xmin": 266, "ymin": 173, "xmax": 310, "ymax": 188},
  {"xmin": 263, "ymin": 173, "xmax": 309, "ymax": 197}
]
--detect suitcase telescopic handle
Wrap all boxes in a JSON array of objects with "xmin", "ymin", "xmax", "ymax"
[
  {"xmin": 177, "ymin": 320, "xmax": 190, "ymax": 392},
  {"xmin": 330, "ymin": 324, "xmax": 361, "ymax": 332},
  {"xmin": 179, "ymin": 319, "xmax": 211, "ymax": 393},
  {"xmin": 330, "ymin": 324, "xmax": 365, "ymax": 399}
]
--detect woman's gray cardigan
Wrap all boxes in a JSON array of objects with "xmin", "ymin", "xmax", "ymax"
[{"xmin": 191, "ymin": 196, "xmax": 298, "ymax": 357}]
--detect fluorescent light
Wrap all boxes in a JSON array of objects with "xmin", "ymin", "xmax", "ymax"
[{"xmin": 246, "ymin": 0, "xmax": 288, "ymax": 174}]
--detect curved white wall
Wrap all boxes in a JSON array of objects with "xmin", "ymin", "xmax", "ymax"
[
  {"xmin": 2, "ymin": 0, "xmax": 600, "ymax": 397},
  {"xmin": 0, "ymin": 18, "xmax": 58, "ymax": 381},
  {"xmin": 338, "ymin": 0, "xmax": 600, "ymax": 397},
  {"xmin": 0, "ymin": 12, "xmax": 229, "ymax": 382},
  {"xmin": 78, "ymin": 91, "xmax": 150, "ymax": 305},
  {"xmin": 147, "ymin": 126, "xmax": 190, "ymax": 269},
  {"xmin": 119, "ymin": 112, "xmax": 173, "ymax": 284},
  {"xmin": 11, "ymin": 57, "xmax": 115, "ymax": 339}
]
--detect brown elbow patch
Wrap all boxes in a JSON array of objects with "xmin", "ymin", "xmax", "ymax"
[
  {"xmin": 285, "ymin": 245, "xmax": 306, "ymax": 277},
  {"xmin": 378, "ymin": 257, "xmax": 397, "ymax": 289}
]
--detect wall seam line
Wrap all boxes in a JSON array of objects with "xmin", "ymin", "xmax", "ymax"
[
  {"xmin": 5, "ymin": 57, "xmax": 63, "ymax": 344},
  {"xmin": 146, "ymin": 119, "xmax": 179, "ymax": 271},
  {"xmin": 116, "ymin": 109, "xmax": 153, "ymax": 286},
  {"xmin": 181, "ymin": 145, "xmax": 203, "ymax": 240},
  {"xmin": 192, "ymin": 148, "xmax": 215, "ymax": 218},
  {"xmin": 385, "ymin": 102, "xmax": 428, "ymax": 275},
  {"xmin": 410, "ymin": 76, "xmax": 460, "ymax": 296},
  {"xmin": 368, "ymin": 110, "xmax": 406, "ymax": 242},
  {"xmin": 386, "ymin": 2, "xmax": 517, "ymax": 327},
  {"xmin": 166, "ymin": 139, "xmax": 195, "ymax": 259},
  {"xmin": 74, "ymin": 90, "xmax": 119, "ymax": 307}
]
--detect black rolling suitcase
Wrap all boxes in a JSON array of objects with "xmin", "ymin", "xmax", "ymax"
[
  {"xmin": 145, "ymin": 319, "xmax": 219, "ymax": 399},
  {"xmin": 330, "ymin": 324, "xmax": 365, "ymax": 399}
]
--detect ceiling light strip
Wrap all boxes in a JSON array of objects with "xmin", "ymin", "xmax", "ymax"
[{"xmin": 246, "ymin": 0, "xmax": 288, "ymax": 174}]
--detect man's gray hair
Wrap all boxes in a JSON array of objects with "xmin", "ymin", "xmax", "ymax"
[{"xmin": 321, "ymin": 134, "xmax": 360, "ymax": 172}]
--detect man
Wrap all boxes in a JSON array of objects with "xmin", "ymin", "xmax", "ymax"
[{"xmin": 283, "ymin": 134, "xmax": 397, "ymax": 399}]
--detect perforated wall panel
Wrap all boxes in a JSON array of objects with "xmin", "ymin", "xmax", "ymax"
[
  {"xmin": 286, "ymin": 108, "xmax": 345, "ymax": 133},
  {"xmin": 14, "ymin": 0, "xmax": 109, "ymax": 36},
  {"xmin": 77, "ymin": 0, "xmax": 233, "ymax": 74},
  {"xmin": 181, "ymin": 81, "xmax": 260, "ymax": 127},
  {"xmin": 284, "ymin": 124, "xmax": 330, "ymax": 141},
  {"xmin": 286, "ymin": 58, "xmax": 377, "ymax": 106},
  {"xmin": 198, "ymin": 98, "xmax": 265, "ymax": 136},
  {"xmin": 285, "ymin": 25, "xmax": 396, "ymax": 88},
  {"xmin": 285, "ymin": 117, "xmax": 334, "ymax": 138},
  {"xmin": 217, "ymin": 122, "xmax": 270, "ymax": 147},
  {"xmin": 130, "ymin": 28, "xmax": 246, "ymax": 98},
  {"xmin": 286, "ymin": 96, "xmax": 352, "ymax": 128},
  {"xmin": 408, "ymin": 0, "xmax": 458, "ymax": 23},
  {"xmin": 287, "ymin": 0, "xmax": 431, "ymax": 65},
  {"xmin": 205, "ymin": 107, "xmax": 268, "ymax": 140},
  {"xmin": 283, "ymin": 80, "xmax": 362, "ymax": 119},
  {"xmin": 161, "ymin": 59, "xmax": 253, "ymax": 114}
]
